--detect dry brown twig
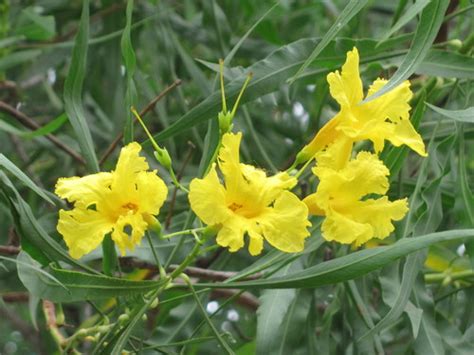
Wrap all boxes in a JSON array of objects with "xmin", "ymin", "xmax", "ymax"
[
  {"xmin": 99, "ymin": 79, "xmax": 182, "ymax": 165},
  {"xmin": 0, "ymin": 101, "xmax": 85, "ymax": 164}
]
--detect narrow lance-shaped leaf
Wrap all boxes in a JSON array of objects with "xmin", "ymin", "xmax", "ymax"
[
  {"xmin": 121, "ymin": 0, "xmax": 137, "ymax": 144},
  {"xmin": 63, "ymin": 0, "xmax": 99, "ymax": 172},
  {"xmin": 426, "ymin": 103, "xmax": 474, "ymax": 124},
  {"xmin": 288, "ymin": 0, "xmax": 369, "ymax": 84},
  {"xmin": 379, "ymin": 0, "xmax": 430, "ymax": 41},
  {"xmin": 17, "ymin": 252, "xmax": 162, "ymax": 302},
  {"xmin": 364, "ymin": 0, "xmax": 450, "ymax": 102},
  {"xmin": 0, "ymin": 154, "xmax": 54, "ymax": 204},
  {"xmin": 148, "ymin": 36, "xmax": 411, "ymax": 144},
  {"xmin": 195, "ymin": 229, "xmax": 474, "ymax": 289}
]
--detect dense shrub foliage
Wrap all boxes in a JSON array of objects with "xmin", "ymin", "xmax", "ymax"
[{"xmin": 0, "ymin": 0, "xmax": 473, "ymax": 353}]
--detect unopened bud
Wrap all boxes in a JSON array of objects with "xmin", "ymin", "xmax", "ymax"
[
  {"xmin": 150, "ymin": 297, "xmax": 159, "ymax": 309},
  {"xmin": 447, "ymin": 39, "xmax": 462, "ymax": 50},
  {"xmin": 118, "ymin": 314, "xmax": 129, "ymax": 323},
  {"xmin": 218, "ymin": 111, "xmax": 232, "ymax": 134},
  {"xmin": 154, "ymin": 148, "xmax": 172, "ymax": 170}
]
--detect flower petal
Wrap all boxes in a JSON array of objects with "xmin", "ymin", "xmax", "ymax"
[
  {"xmin": 57, "ymin": 208, "xmax": 113, "ymax": 259},
  {"xmin": 300, "ymin": 112, "xmax": 343, "ymax": 160},
  {"xmin": 314, "ymin": 137, "xmax": 353, "ymax": 170},
  {"xmin": 136, "ymin": 171, "xmax": 168, "ymax": 215},
  {"xmin": 303, "ymin": 192, "xmax": 325, "ymax": 215},
  {"xmin": 321, "ymin": 207, "xmax": 372, "ymax": 244},
  {"xmin": 216, "ymin": 216, "xmax": 247, "ymax": 252},
  {"xmin": 189, "ymin": 166, "xmax": 231, "ymax": 226},
  {"xmin": 365, "ymin": 79, "xmax": 412, "ymax": 122},
  {"xmin": 350, "ymin": 197, "xmax": 408, "ymax": 246},
  {"xmin": 314, "ymin": 151, "xmax": 389, "ymax": 203},
  {"xmin": 218, "ymin": 132, "xmax": 243, "ymax": 193},
  {"xmin": 55, "ymin": 172, "xmax": 113, "ymax": 208},
  {"xmin": 391, "ymin": 119, "xmax": 427, "ymax": 156},
  {"xmin": 113, "ymin": 142, "xmax": 149, "ymax": 192},
  {"xmin": 248, "ymin": 227, "xmax": 264, "ymax": 256},
  {"xmin": 111, "ymin": 212, "xmax": 148, "ymax": 255},
  {"xmin": 327, "ymin": 47, "xmax": 363, "ymax": 108},
  {"xmin": 259, "ymin": 191, "xmax": 311, "ymax": 253}
]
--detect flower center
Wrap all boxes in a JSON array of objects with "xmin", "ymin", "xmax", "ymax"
[
  {"xmin": 122, "ymin": 202, "xmax": 138, "ymax": 214},
  {"xmin": 227, "ymin": 202, "xmax": 260, "ymax": 218}
]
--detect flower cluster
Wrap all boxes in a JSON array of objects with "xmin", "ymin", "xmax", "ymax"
[
  {"xmin": 55, "ymin": 47, "xmax": 426, "ymax": 259},
  {"xmin": 302, "ymin": 47, "xmax": 426, "ymax": 246}
]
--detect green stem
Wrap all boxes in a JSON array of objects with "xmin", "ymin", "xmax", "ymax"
[
  {"xmin": 161, "ymin": 227, "xmax": 207, "ymax": 240},
  {"xmin": 294, "ymin": 157, "xmax": 314, "ymax": 179},
  {"xmin": 180, "ymin": 274, "xmax": 234, "ymax": 354},
  {"xmin": 170, "ymin": 239, "xmax": 202, "ymax": 279},
  {"xmin": 145, "ymin": 231, "xmax": 166, "ymax": 279},
  {"xmin": 425, "ymin": 270, "xmax": 474, "ymax": 284}
]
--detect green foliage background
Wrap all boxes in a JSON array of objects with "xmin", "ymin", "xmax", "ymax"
[{"xmin": 0, "ymin": 0, "xmax": 473, "ymax": 353}]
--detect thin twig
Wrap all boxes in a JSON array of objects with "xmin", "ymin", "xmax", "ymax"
[
  {"xmin": 0, "ymin": 245, "xmax": 20, "ymax": 255},
  {"xmin": 2, "ymin": 292, "xmax": 29, "ymax": 303},
  {"xmin": 0, "ymin": 101, "xmax": 85, "ymax": 164},
  {"xmin": 99, "ymin": 79, "xmax": 182, "ymax": 165}
]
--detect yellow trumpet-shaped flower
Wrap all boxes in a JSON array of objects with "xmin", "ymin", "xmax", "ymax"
[
  {"xmin": 55, "ymin": 143, "xmax": 168, "ymax": 259},
  {"xmin": 299, "ymin": 47, "xmax": 426, "ymax": 162},
  {"xmin": 303, "ymin": 151, "xmax": 408, "ymax": 246},
  {"xmin": 189, "ymin": 132, "xmax": 311, "ymax": 255}
]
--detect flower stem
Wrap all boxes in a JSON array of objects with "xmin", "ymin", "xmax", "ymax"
[{"xmin": 161, "ymin": 227, "xmax": 207, "ymax": 240}]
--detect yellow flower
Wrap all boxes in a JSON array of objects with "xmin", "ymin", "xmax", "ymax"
[
  {"xmin": 55, "ymin": 143, "xmax": 168, "ymax": 259},
  {"xmin": 299, "ymin": 47, "xmax": 426, "ymax": 162},
  {"xmin": 189, "ymin": 132, "xmax": 311, "ymax": 255},
  {"xmin": 303, "ymin": 151, "xmax": 408, "ymax": 246}
]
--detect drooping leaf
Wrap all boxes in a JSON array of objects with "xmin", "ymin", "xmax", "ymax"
[
  {"xmin": 289, "ymin": 0, "xmax": 369, "ymax": 84},
  {"xmin": 121, "ymin": 0, "xmax": 137, "ymax": 144},
  {"xmin": 256, "ymin": 261, "xmax": 301, "ymax": 354},
  {"xmin": 0, "ymin": 154, "xmax": 54, "ymax": 204},
  {"xmin": 196, "ymin": 229, "xmax": 474, "ymax": 289},
  {"xmin": 426, "ymin": 103, "xmax": 474, "ymax": 123},
  {"xmin": 379, "ymin": 0, "xmax": 430, "ymax": 41},
  {"xmin": 17, "ymin": 252, "xmax": 162, "ymax": 302},
  {"xmin": 365, "ymin": 0, "xmax": 450, "ymax": 102},
  {"xmin": 14, "ymin": 7, "xmax": 56, "ymax": 40},
  {"xmin": 63, "ymin": 0, "xmax": 99, "ymax": 172}
]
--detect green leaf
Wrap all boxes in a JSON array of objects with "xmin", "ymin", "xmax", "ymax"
[
  {"xmin": 14, "ymin": 7, "xmax": 56, "ymax": 41},
  {"xmin": 0, "ymin": 154, "xmax": 54, "ymax": 204},
  {"xmin": 458, "ymin": 126, "xmax": 474, "ymax": 267},
  {"xmin": 196, "ymin": 229, "xmax": 474, "ymax": 289},
  {"xmin": 20, "ymin": 113, "xmax": 68, "ymax": 139},
  {"xmin": 417, "ymin": 50, "xmax": 474, "ymax": 79},
  {"xmin": 4, "ymin": 253, "xmax": 67, "ymax": 292},
  {"xmin": 365, "ymin": 0, "xmax": 450, "ymax": 102},
  {"xmin": 17, "ymin": 254, "xmax": 162, "ymax": 302},
  {"xmin": 426, "ymin": 103, "xmax": 474, "ymax": 123},
  {"xmin": 288, "ymin": 0, "xmax": 368, "ymax": 84},
  {"xmin": 0, "ymin": 172, "xmax": 96, "ymax": 273},
  {"xmin": 0, "ymin": 35, "xmax": 26, "ymax": 49},
  {"xmin": 359, "ymin": 254, "xmax": 425, "ymax": 342},
  {"xmin": 256, "ymin": 261, "xmax": 301, "ymax": 354},
  {"xmin": 379, "ymin": 0, "xmax": 430, "ymax": 41},
  {"xmin": 0, "ymin": 49, "xmax": 42, "ymax": 71},
  {"xmin": 412, "ymin": 278, "xmax": 445, "ymax": 355},
  {"xmin": 276, "ymin": 290, "xmax": 312, "ymax": 355},
  {"xmin": 63, "ymin": 0, "xmax": 99, "ymax": 172},
  {"xmin": 149, "ymin": 36, "xmax": 410, "ymax": 144},
  {"xmin": 121, "ymin": 0, "xmax": 137, "ymax": 144}
]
